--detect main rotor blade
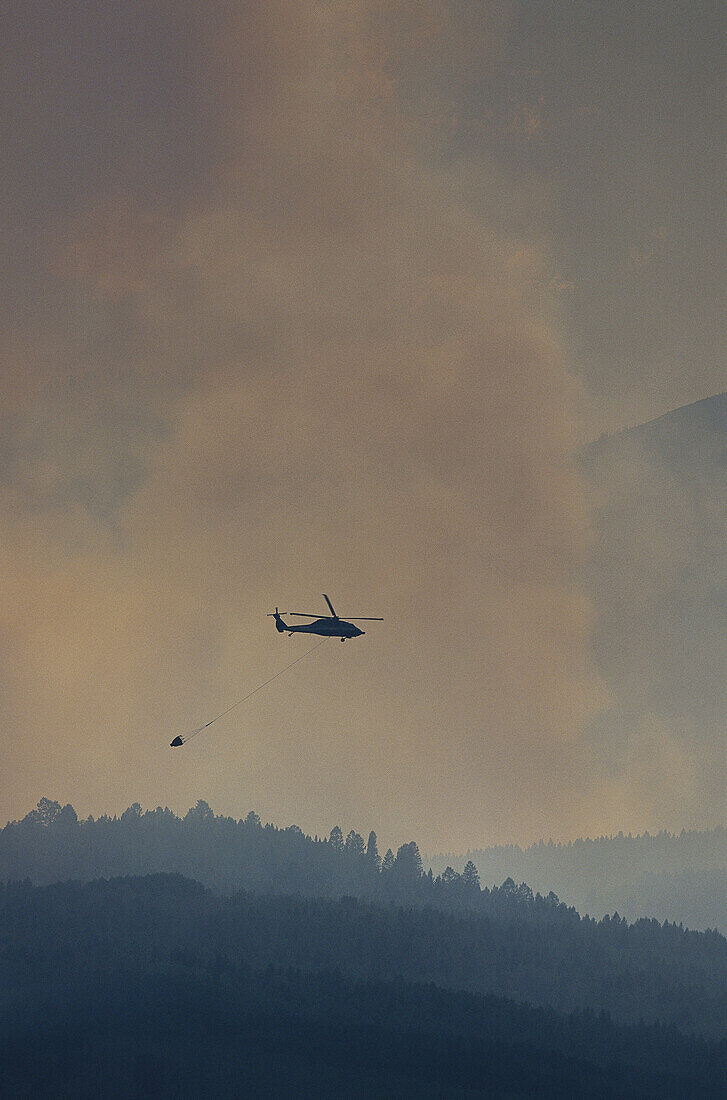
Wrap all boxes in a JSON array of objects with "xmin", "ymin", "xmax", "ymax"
[
  {"xmin": 267, "ymin": 601, "xmax": 382, "ymax": 621},
  {"xmin": 287, "ymin": 612, "xmax": 383, "ymax": 621},
  {"xmin": 322, "ymin": 593, "xmax": 337, "ymax": 617},
  {"xmin": 266, "ymin": 610, "xmax": 334, "ymax": 619}
]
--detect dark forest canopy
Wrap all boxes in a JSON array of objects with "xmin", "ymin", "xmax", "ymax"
[
  {"xmin": 3, "ymin": 873, "xmax": 727, "ymax": 1039},
  {"xmin": 2, "ymin": 874, "xmax": 727, "ymax": 1097}
]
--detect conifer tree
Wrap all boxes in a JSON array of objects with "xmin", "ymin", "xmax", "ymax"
[
  {"xmin": 394, "ymin": 842, "xmax": 423, "ymax": 885},
  {"xmin": 462, "ymin": 860, "xmax": 480, "ymax": 889},
  {"xmin": 345, "ymin": 830, "xmax": 365, "ymax": 857},
  {"xmin": 366, "ymin": 830, "xmax": 381, "ymax": 870}
]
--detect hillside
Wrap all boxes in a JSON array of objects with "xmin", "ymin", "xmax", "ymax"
[
  {"xmin": 581, "ymin": 392, "xmax": 727, "ymax": 847},
  {"xmin": 588, "ymin": 392, "xmax": 727, "ymax": 467},
  {"xmin": 7, "ymin": 800, "xmax": 727, "ymax": 1093},
  {"xmin": 6, "ymin": 800, "xmax": 727, "ymax": 1036},
  {"xmin": 2, "ymin": 874, "xmax": 727, "ymax": 1097}
]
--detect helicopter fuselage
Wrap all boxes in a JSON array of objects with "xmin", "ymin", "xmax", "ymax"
[{"xmin": 275, "ymin": 613, "xmax": 363, "ymax": 639}]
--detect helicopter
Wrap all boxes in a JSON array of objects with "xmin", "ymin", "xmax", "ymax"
[{"xmin": 268, "ymin": 593, "xmax": 383, "ymax": 641}]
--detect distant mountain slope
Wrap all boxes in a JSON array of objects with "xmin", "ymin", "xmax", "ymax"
[
  {"xmin": 581, "ymin": 390, "xmax": 727, "ymax": 843},
  {"xmin": 588, "ymin": 391, "xmax": 727, "ymax": 467},
  {"xmin": 457, "ymin": 398, "xmax": 727, "ymax": 930},
  {"xmin": 429, "ymin": 826, "xmax": 727, "ymax": 931},
  {"xmin": 429, "ymin": 399, "xmax": 727, "ymax": 933}
]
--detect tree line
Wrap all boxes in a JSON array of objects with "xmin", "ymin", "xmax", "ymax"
[{"xmin": 0, "ymin": 798, "xmax": 564, "ymax": 919}]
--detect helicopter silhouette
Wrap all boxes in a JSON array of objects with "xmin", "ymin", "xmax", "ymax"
[{"xmin": 268, "ymin": 593, "xmax": 383, "ymax": 641}]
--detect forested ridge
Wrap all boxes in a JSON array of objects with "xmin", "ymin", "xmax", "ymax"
[
  {"xmin": 5, "ymin": 800, "xmax": 727, "ymax": 1095},
  {"xmin": 0, "ymin": 798, "xmax": 566, "ymax": 911}
]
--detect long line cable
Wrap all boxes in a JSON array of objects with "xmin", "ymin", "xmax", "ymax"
[{"xmin": 170, "ymin": 639, "xmax": 328, "ymax": 746}]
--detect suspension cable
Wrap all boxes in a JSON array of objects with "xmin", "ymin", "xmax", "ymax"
[{"xmin": 170, "ymin": 639, "xmax": 328, "ymax": 746}]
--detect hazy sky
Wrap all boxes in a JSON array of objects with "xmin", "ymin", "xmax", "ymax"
[{"xmin": 2, "ymin": 2, "xmax": 726, "ymax": 850}]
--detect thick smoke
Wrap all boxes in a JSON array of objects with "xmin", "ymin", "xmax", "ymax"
[{"xmin": 1, "ymin": 2, "xmax": 602, "ymax": 847}]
